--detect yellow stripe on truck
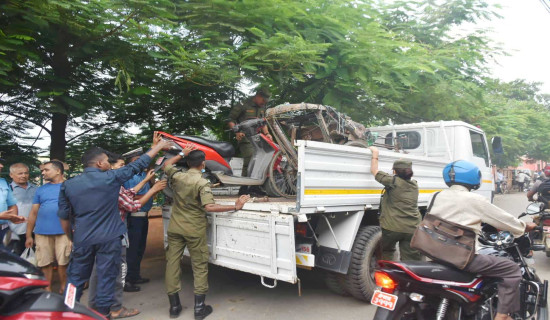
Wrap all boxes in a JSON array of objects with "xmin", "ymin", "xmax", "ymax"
[
  {"xmin": 482, "ymin": 180, "xmax": 492, "ymax": 184},
  {"xmin": 304, "ymin": 189, "xmax": 442, "ymax": 195}
]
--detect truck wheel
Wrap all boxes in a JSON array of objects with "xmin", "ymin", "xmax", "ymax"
[
  {"xmin": 324, "ymin": 271, "xmax": 349, "ymax": 296},
  {"xmin": 342, "ymin": 225, "xmax": 382, "ymax": 302}
]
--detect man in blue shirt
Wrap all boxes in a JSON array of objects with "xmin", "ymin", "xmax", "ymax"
[
  {"xmin": 58, "ymin": 135, "xmax": 171, "ymax": 318},
  {"xmin": 122, "ymin": 150, "xmax": 154, "ymax": 291},
  {"xmin": 8, "ymin": 163, "xmax": 38, "ymax": 255},
  {"xmin": 25, "ymin": 160, "xmax": 69, "ymax": 293},
  {"xmin": 0, "ymin": 157, "xmax": 21, "ymax": 247}
]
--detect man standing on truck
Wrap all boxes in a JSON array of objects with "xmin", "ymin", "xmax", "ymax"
[
  {"xmin": 369, "ymin": 146, "xmax": 422, "ymax": 261},
  {"xmin": 227, "ymin": 87, "xmax": 271, "ymax": 196},
  {"xmin": 162, "ymin": 149, "xmax": 250, "ymax": 319}
]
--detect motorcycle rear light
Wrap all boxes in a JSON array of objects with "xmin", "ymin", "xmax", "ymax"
[
  {"xmin": 542, "ymin": 219, "xmax": 550, "ymax": 226},
  {"xmin": 296, "ymin": 223, "xmax": 308, "ymax": 237},
  {"xmin": 374, "ymin": 271, "xmax": 396, "ymax": 292}
]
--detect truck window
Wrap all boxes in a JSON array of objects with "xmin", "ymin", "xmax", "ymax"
[
  {"xmin": 470, "ymin": 131, "xmax": 489, "ymax": 167},
  {"xmin": 385, "ymin": 131, "xmax": 421, "ymax": 149}
]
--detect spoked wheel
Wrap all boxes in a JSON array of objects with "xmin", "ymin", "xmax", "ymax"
[{"xmin": 263, "ymin": 151, "xmax": 297, "ymax": 198}]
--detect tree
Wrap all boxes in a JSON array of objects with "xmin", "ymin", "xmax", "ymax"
[{"xmin": 0, "ymin": 0, "xmax": 179, "ymax": 160}]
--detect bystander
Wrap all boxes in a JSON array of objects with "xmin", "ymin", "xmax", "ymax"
[
  {"xmin": 8, "ymin": 163, "xmax": 37, "ymax": 255},
  {"xmin": 57, "ymin": 133, "xmax": 171, "ymax": 318},
  {"xmin": 25, "ymin": 161, "xmax": 70, "ymax": 292}
]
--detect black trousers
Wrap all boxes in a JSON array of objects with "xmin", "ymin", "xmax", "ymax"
[
  {"xmin": 126, "ymin": 215, "xmax": 148, "ymax": 283},
  {"xmin": 8, "ymin": 233, "xmax": 27, "ymax": 256},
  {"xmin": 464, "ymin": 254, "xmax": 521, "ymax": 314}
]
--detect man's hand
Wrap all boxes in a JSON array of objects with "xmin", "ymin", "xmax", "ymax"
[
  {"xmin": 525, "ymin": 222, "xmax": 538, "ymax": 232},
  {"xmin": 9, "ymin": 215, "xmax": 26, "ymax": 224},
  {"xmin": 25, "ymin": 237, "xmax": 34, "ymax": 248},
  {"xmin": 235, "ymin": 132, "xmax": 245, "ymax": 141},
  {"xmin": 145, "ymin": 169, "xmax": 156, "ymax": 182},
  {"xmin": 265, "ymin": 133, "xmax": 273, "ymax": 141},
  {"xmin": 369, "ymin": 146, "xmax": 379, "ymax": 156},
  {"xmin": 152, "ymin": 131, "xmax": 162, "ymax": 147},
  {"xmin": 151, "ymin": 180, "xmax": 167, "ymax": 192},
  {"xmin": 235, "ymin": 195, "xmax": 251, "ymax": 210},
  {"xmin": 182, "ymin": 143, "xmax": 197, "ymax": 156}
]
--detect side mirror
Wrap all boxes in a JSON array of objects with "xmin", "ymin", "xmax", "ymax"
[
  {"xmin": 492, "ymin": 136, "xmax": 503, "ymax": 155},
  {"xmin": 526, "ymin": 202, "xmax": 544, "ymax": 214}
]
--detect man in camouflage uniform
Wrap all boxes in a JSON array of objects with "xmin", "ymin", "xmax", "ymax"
[
  {"xmin": 162, "ymin": 149, "xmax": 250, "ymax": 319},
  {"xmin": 369, "ymin": 146, "xmax": 422, "ymax": 261},
  {"xmin": 227, "ymin": 88, "xmax": 271, "ymax": 195}
]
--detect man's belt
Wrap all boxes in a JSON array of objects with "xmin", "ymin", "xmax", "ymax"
[{"xmin": 130, "ymin": 211, "xmax": 147, "ymax": 217}]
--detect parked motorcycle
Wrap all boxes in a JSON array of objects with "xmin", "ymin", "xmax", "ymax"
[
  {"xmin": 372, "ymin": 205, "xmax": 548, "ymax": 320},
  {"xmin": 157, "ymin": 118, "xmax": 295, "ymax": 198},
  {"xmin": 523, "ymin": 202, "xmax": 550, "ymax": 257},
  {"xmin": 0, "ymin": 248, "xmax": 105, "ymax": 319}
]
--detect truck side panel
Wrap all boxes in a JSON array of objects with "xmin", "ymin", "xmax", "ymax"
[{"xmin": 296, "ymin": 140, "xmax": 447, "ymax": 214}]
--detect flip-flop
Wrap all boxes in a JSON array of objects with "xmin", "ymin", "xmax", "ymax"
[{"xmin": 111, "ymin": 306, "xmax": 140, "ymax": 319}]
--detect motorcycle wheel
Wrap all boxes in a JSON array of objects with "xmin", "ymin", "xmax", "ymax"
[
  {"xmin": 263, "ymin": 151, "xmax": 297, "ymax": 198},
  {"xmin": 341, "ymin": 225, "xmax": 382, "ymax": 301}
]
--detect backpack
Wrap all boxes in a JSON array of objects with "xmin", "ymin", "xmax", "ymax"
[{"xmin": 537, "ymin": 179, "xmax": 550, "ymax": 205}]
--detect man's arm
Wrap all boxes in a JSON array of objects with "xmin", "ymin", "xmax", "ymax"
[
  {"xmin": 204, "ymin": 195, "xmax": 250, "ymax": 212},
  {"xmin": 368, "ymin": 146, "xmax": 379, "ymax": 175},
  {"xmin": 136, "ymin": 181, "xmax": 166, "ymax": 206},
  {"xmin": 163, "ymin": 144, "xmax": 196, "ymax": 169},
  {"xmin": 25, "ymin": 204, "xmax": 40, "ymax": 248},
  {"xmin": 115, "ymin": 134, "xmax": 173, "ymax": 184},
  {"xmin": 60, "ymin": 219, "xmax": 72, "ymax": 241},
  {"xmin": 133, "ymin": 170, "xmax": 156, "ymax": 194}
]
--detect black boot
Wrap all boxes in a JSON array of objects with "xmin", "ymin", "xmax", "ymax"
[
  {"xmin": 168, "ymin": 293, "xmax": 182, "ymax": 318},
  {"xmin": 194, "ymin": 294, "xmax": 213, "ymax": 320}
]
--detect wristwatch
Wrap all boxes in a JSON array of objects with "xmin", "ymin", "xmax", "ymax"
[{"xmin": 178, "ymin": 151, "xmax": 185, "ymax": 157}]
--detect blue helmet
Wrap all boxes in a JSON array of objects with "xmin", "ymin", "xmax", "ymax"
[{"xmin": 443, "ymin": 160, "xmax": 482, "ymax": 190}]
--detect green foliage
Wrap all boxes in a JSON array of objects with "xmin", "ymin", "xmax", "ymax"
[{"xmin": 1, "ymin": 0, "xmax": 548, "ymax": 168}]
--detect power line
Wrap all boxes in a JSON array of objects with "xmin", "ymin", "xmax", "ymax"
[{"xmin": 540, "ymin": 0, "xmax": 550, "ymax": 14}]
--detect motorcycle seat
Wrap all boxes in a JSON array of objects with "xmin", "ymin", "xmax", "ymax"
[
  {"xmin": 174, "ymin": 135, "xmax": 235, "ymax": 158},
  {"xmin": 399, "ymin": 261, "xmax": 477, "ymax": 284}
]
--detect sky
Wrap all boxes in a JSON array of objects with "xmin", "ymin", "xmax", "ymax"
[
  {"xmin": 26, "ymin": 0, "xmax": 550, "ymax": 151},
  {"xmin": 478, "ymin": 0, "xmax": 550, "ymax": 93}
]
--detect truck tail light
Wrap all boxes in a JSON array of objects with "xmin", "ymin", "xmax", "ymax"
[
  {"xmin": 295, "ymin": 223, "xmax": 308, "ymax": 237},
  {"xmin": 375, "ymin": 271, "xmax": 396, "ymax": 293}
]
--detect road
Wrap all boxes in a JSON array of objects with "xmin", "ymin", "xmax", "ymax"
[{"xmin": 81, "ymin": 192, "xmax": 550, "ymax": 320}]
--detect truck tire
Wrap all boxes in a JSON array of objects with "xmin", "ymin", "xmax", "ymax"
[
  {"xmin": 342, "ymin": 225, "xmax": 382, "ymax": 302},
  {"xmin": 324, "ymin": 271, "xmax": 349, "ymax": 296}
]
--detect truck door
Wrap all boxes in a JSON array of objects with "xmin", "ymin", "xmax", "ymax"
[{"xmin": 469, "ymin": 130, "xmax": 494, "ymax": 198}]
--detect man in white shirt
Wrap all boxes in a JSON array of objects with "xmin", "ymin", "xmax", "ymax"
[{"xmin": 430, "ymin": 160, "xmax": 536, "ymax": 320}]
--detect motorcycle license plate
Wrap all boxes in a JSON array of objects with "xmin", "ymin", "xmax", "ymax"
[
  {"xmin": 371, "ymin": 290, "xmax": 398, "ymax": 311},
  {"xmin": 544, "ymin": 226, "xmax": 550, "ymax": 233},
  {"xmin": 155, "ymin": 157, "xmax": 165, "ymax": 165}
]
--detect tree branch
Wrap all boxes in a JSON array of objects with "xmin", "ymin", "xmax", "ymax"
[
  {"xmin": 0, "ymin": 110, "xmax": 52, "ymax": 135},
  {"xmin": 66, "ymin": 121, "xmax": 118, "ymax": 143}
]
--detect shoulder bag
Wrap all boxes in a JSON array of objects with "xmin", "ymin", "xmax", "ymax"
[{"xmin": 410, "ymin": 192, "xmax": 476, "ymax": 269}]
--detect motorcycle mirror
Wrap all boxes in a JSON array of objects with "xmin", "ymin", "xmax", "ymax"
[{"xmin": 526, "ymin": 202, "xmax": 544, "ymax": 214}]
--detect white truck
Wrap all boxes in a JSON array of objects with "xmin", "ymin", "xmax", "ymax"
[{"xmin": 161, "ymin": 120, "xmax": 499, "ymax": 302}]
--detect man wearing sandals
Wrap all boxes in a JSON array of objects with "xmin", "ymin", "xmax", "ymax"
[{"xmin": 88, "ymin": 150, "xmax": 167, "ymax": 319}]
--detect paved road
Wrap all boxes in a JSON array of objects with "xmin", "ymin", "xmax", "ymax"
[{"xmin": 83, "ymin": 192, "xmax": 549, "ymax": 320}]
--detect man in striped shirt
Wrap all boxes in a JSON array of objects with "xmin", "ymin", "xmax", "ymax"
[{"xmin": 88, "ymin": 152, "xmax": 166, "ymax": 319}]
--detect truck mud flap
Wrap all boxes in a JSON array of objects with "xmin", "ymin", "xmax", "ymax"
[{"xmin": 315, "ymin": 246, "xmax": 352, "ymax": 274}]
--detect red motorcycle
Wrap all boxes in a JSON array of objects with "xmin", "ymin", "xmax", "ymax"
[
  {"xmin": 0, "ymin": 248, "xmax": 105, "ymax": 319},
  {"xmin": 372, "ymin": 221, "xmax": 548, "ymax": 320},
  {"xmin": 157, "ymin": 118, "xmax": 295, "ymax": 198}
]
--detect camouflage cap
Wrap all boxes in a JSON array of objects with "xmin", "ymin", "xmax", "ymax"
[
  {"xmin": 256, "ymin": 87, "xmax": 271, "ymax": 99},
  {"xmin": 393, "ymin": 159, "xmax": 412, "ymax": 169}
]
